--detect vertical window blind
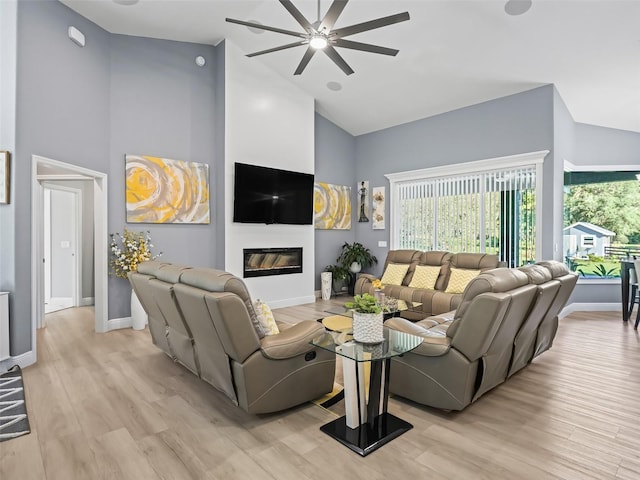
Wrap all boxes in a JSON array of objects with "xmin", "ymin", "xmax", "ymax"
[{"xmin": 396, "ymin": 165, "xmax": 538, "ymax": 267}]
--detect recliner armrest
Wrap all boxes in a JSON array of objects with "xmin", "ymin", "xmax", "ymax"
[
  {"xmin": 260, "ymin": 321, "xmax": 325, "ymax": 360},
  {"xmin": 385, "ymin": 317, "xmax": 451, "ymax": 357}
]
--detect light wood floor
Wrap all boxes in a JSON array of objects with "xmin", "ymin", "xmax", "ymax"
[{"xmin": 1, "ymin": 302, "xmax": 640, "ymax": 479}]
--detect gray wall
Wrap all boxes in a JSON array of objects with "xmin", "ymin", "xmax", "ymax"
[
  {"xmin": 9, "ymin": 0, "xmax": 219, "ymax": 354},
  {"xmin": 12, "ymin": 0, "xmax": 111, "ymax": 354},
  {"xmin": 314, "ymin": 113, "xmax": 356, "ymax": 289},
  {"xmin": 574, "ymin": 122, "xmax": 640, "ymax": 165},
  {"xmin": 354, "ymin": 85, "xmax": 556, "ymax": 277},
  {"xmin": 108, "ymin": 34, "xmax": 217, "ymax": 319}
]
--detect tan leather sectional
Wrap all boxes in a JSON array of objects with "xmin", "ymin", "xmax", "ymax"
[
  {"xmin": 355, "ymin": 250, "xmax": 506, "ymax": 319},
  {"xmin": 129, "ymin": 262, "xmax": 335, "ymax": 414},
  {"xmin": 385, "ymin": 261, "xmax": 578, "ymax": 411}
]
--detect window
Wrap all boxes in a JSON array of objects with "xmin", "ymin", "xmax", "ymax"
[
  {"xmin": 581, "ymin": 235, "xmax": 595, "ymax": 248},
  {"xmin": 563, "ymin": 168, "xmax": 640, "ymax": 279},
  {"xmin": 386, "ymin": 151, "xmax": 546, "ymax": 267}
]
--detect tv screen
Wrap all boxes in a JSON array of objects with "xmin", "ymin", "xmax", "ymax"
[{"xmin": 233, "ymin": 163, "xmax": 314, "ymax": 225}]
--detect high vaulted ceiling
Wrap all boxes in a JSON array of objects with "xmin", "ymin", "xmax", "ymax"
[{"xmin": 59, "ymin": 0, "xmax": 640, "ymax": 136}]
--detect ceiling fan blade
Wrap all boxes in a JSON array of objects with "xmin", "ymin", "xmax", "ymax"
[
  {"xmin": 247, "ymin": 41, "xmax": 307, "ymax": 58},
  {"xmin": 323, "ymin": 45, "xmax": 354, "ymax": 75},
  {"xmin": 226, "ymin": 18, "xmax": 306, "ymax": 38},
  {"xmin": 318, "ymin": 0, "xmax": 348, "ymax": 33},
  {"xmin": 331, "ymin": 12, "xmax": 410, "ymax": 38},
  {"xmin": 294, "ymin": 47, "xmax": 317, "ymax": 75},
  {"xmin": 279, "ymin": 0, "xmax": 313, "ymax": 32},
  {"xmin": 334, "ymin": 38, "xmax": 399, "ymax": 56}
]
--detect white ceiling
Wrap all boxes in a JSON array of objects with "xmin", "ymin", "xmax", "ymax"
[{"xmin": 59, "ymin": 0, "xmax": 640, "ymax": 136}]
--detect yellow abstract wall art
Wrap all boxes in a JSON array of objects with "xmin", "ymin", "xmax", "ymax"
[
  {"xmin": 126, "ymin": 154, "xmax": 210, "ymax": 224},
  {"xmin": 314, "ymin": 182, "xmax": 352, "ymax": 230}
]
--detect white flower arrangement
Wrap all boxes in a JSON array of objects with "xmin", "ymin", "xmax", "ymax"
[{"xmin": 109, "ymin": 228, "xmax": 161, "ymax": 279}]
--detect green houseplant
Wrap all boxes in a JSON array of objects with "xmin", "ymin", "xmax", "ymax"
[
  {"xmin": 336, "ymin": 241, "xmax": 378, "ymax": 273},
  {"xmin": 344, "ymin": 293, "xmax": 384, "ymax": 343}
]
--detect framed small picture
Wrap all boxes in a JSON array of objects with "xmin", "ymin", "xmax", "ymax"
[{"xmin": 0, "ymin": 151, "xmax": 9, "ymax": 204}]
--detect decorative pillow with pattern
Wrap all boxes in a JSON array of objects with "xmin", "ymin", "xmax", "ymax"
[
  {"xmin": 444, "ymin": 268, "xmax": 481, "ymax": 294},
  {"xmin": 408, "ymin": 265, "xmax": 441, "ymax": 290},
  {"xmin": 380, "ymin": 263, "xmax": 410, "ymax": 286},
  {"xmin": 253, "ymin": 299, "xmax": 280, "ymax": 336}
]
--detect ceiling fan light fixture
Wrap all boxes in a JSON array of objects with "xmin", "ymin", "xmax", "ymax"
[
  {"xmin": 504, "ymin": 0, "xmax": 532, "ymax": 16},
  {"xmin": 309, "ymin": 34, "xmax": 328, "ymax": 50}
]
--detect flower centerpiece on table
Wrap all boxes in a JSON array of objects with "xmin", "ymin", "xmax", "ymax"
[
  {"xmin": 109, "ymin": 228, "xmax": 162, "ymax": 279},
  {"xmin": 371, "ymin": 278, "xmax": 383, "ymax": 290}
]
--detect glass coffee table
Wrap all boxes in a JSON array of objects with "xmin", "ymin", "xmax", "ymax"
[
  {"xmin": 310, "ymin": 327, "xmax": 422, "ymax": 456},
  {"xmin": 325, "ymin": 297, "xmax": 422, "ymax": 321}
]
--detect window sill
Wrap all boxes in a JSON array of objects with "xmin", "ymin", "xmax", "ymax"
[{"xmin": 576, "ymin": 278, "xmax": 620, "ymax": 285}]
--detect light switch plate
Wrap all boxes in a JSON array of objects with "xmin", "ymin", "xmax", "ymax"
[
  {"xmin": 61, "ymin": 241, "xmax": 70, "ymax": 248},
  {"xmin": 378, "ymin": 241, "xmax": 387, "ymax": 248}
]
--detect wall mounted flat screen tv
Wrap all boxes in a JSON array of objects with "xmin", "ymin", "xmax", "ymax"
[{"xmin": 233, "ymin": 162, "xmax": 314, "ymax": 225}]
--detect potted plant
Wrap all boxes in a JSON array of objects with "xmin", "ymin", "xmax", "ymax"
[
  {"xmin": 336, "ymin": 241, "xmax": 378, "ymax": 274},
  {"xmin": 344, "ymin": 293, "xmax": 384, "ymax": 343},
  {"xmin": 325, "ymin": 264, "xmax": 350, "ymax": 295}
]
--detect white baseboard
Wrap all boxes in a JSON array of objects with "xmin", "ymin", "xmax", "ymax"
[
  {"xmin": 80, "ymin": 296, "xmax": 95, "ymax": 306},
  {"xmin": 268, "ymin": 295, "xmax": 317, "ymax": 309},
  {"xmin": 0, "ymin": 349, "xmax": 37, "ymax": 372},
  {"xmin": 560, "ymin": 302, "xmax": 621, "ymax": 319},
  {"xmin": 48, "ymin": 297, "xmax": 73, "ymax": 308},
  {"xmin": 107, "ymin": 316, "xmax": 132, "ymax": 331}
]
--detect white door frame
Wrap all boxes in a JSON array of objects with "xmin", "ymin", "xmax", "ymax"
[
  {"xmin": 42, "ymin": 182, "xmax": 83, "ymax": 314},
  {"xmin": 32, "ymin": 155, "xmax": 109, "ymax": 349}
]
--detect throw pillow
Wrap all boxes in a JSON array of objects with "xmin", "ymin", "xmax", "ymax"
[
  {"xmin": 253, "ymin": 299, "xmax": 280, "ymax": 336},
  {"xmin": 380, "ymin": 263, "xmax": 410, "ymax": 286},
  {"xmin": 444, "ymin": 268, "xmax": 481, "ymax": 294},
  {"xmin": 408, "ymin": 265, "xmax": 441, "ymax": 289}
]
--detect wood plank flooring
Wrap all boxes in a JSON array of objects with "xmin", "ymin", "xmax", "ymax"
[{"xmin": 1, "ymin": 301, "xmax": 639, "ymax": 479}]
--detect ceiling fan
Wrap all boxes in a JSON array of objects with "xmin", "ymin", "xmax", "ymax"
[{"xmin": 226, "ymin": 0, "xmax": 410, "ymax": 76}]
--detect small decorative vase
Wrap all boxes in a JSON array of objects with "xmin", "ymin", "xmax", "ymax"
[
  {"xmin": 321, "ymin": 272, "xmax": 332, "ymax": 300},
  {"xmin": 130, "ymin": 289, "xmax": 147, "ymax": 330},
  {"xmin": 352, "ymin": 311, "xmax": 384, "ymax": 344},
  {"xmin": 349, "ymin": 262, "xmax": 362, "ymax": 273},
  {"xmin": 373, "ymin": 289, "xmax": 385, "ymax": 305}
]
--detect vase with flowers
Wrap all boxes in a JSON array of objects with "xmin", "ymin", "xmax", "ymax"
[{"xmin": 109, "ymin": 228, "xmax": 162, "ymax": 330}]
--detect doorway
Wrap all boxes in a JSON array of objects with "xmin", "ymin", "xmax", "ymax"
[
  {"xmin": 31, "ymin": 155, "xmax": 108, "ymax": 351},
  {"xmin": 42, "ymin": 183, "xmax": 82, "ymax": 314}
]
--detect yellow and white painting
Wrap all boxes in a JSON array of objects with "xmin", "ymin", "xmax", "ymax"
[
  {"xmin": 314, "ymin": 182, "xmax": 351, "ymax": 230},
  {"xmin": 126, "ymin": 154, "xmax": 210, "ymax": 224}
]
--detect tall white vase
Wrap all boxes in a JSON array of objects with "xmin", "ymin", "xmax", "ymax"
[
  {"xmin": 321, "ymin": 272, "xmax": 332, "ymax": 300},
  {"xmin": 131, "ymin": 289, "xmax": 147, "ymax": 330}
]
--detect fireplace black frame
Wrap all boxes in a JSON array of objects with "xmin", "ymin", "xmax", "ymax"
[{"xmin": 243, "ymin": 247, "xmax": 303, "ymax": 278}]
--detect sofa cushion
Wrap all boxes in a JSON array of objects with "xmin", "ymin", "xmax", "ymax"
[
  {"xmin": 179, "ymin": 268, "xmax": 264, "ymax": 338},
  {"xmin": 518, "ymin": 264, "xmax": 552, "ymax": 284},
  {"xmin": 408, "ymin": 265, "xmax": 441, "ymax": 289},
  {"xmin": 381, "ymin": 263, "xmax": 411, "ymax": 286},
  {"xmin": 444, "ymin": 268, "xmax": 481, "ymax": 294},
  {"xmin": 253, "ymin": 300, "xmax": 280, "ymax": 336},
  {"xmin": 452, "ymin": 268, "xmax": 530, "ymax": 325}
]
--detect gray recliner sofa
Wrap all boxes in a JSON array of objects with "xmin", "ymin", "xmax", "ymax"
[
  {"xmin": 129, "ymin": 261, "xmax": 335, "ymax": 414},
  {"xmin": 385, "ymin": 261, "xmax": 577, "ymax": 411}
]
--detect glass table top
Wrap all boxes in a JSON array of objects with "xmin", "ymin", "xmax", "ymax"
[
  {"xmin": 310, "ymin": 327, "xmax": 422, "ymax": 363},
  {"xmin": 325, "ymin": 298, "xmax": 422, "ymax": 319}
]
